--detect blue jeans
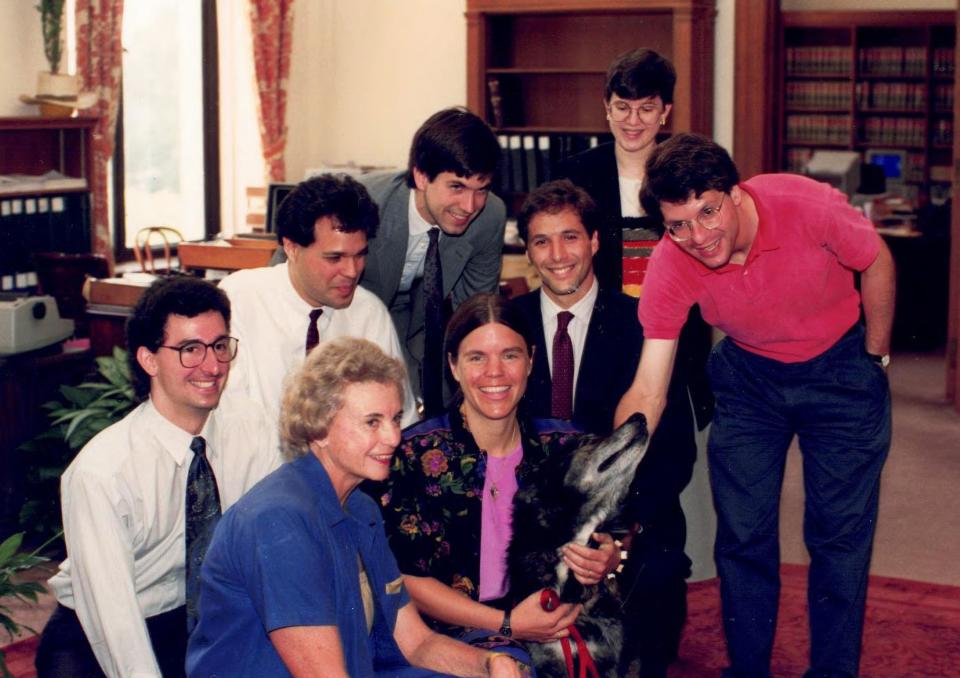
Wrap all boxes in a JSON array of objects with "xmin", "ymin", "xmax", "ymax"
[{"xmin": 707, "ymin": 325, "xmax": 890, "ymax": 678}]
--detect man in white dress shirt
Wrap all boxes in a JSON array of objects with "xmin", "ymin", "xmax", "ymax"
[
  {"xmin": 36, "ymin": 276, "xmax": 281, "ymax": 678},
  {"xmin": 220, "ymin": 174, "xmax": 417, "ymax": 426}
]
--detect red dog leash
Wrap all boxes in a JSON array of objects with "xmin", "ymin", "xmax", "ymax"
[{"xmin": 539, "ymin": 588, "xmax": 599, "ymax": 678}]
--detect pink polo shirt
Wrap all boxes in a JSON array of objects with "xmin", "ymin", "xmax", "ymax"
[{"xmin": 638, "ymin": 174, "xmax": 882, "ymax": 363}]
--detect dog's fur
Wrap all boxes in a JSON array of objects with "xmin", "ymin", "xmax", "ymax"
[{"xmin": 506, "ymin": 413, "xmax": 650, "ymax": 676}]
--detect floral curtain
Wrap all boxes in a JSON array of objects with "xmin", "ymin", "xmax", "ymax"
[
  {"xmin": 76, "ymin": 0, "xmax": 124, "ymax": 263},
  {"xmin": 249, "ymin": 0, "xmax": 294, "ymax": 182}
]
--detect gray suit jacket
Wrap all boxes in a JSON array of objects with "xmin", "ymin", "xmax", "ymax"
[{"xmin": 359, "ymin": 172, "xmax": 506, "ymax": 396}]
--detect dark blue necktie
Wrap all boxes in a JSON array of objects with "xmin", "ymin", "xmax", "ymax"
[
  {"xmin": 185, "ymin": 435, "xmax": 221, "ymax": 634},
  {"xmin": 422, "ymin": 228, "xmax": 444, "ymax": 416}
]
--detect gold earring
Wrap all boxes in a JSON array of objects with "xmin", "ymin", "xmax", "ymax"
[{"xmin": 659, "ymin": 118, "xmax": 666, "ymax": 126}]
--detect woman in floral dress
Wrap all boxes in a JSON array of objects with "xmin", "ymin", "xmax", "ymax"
[{"xmin": 370, "ymin": 293, "xmax": 621, "ymax": 670}]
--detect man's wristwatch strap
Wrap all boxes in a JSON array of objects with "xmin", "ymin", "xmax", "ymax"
[{"xmin": 499, "ymin": 608, "xmax": 512, "ymax": 637}]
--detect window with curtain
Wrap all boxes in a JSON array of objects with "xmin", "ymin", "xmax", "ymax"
[{"xmin": 114, "ymin": 0, "xmax": 219, "ymax": 254}]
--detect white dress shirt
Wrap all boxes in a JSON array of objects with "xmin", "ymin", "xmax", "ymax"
[
  {"xmin": 398, "ymin": 189, "xmax": 437, "ymax": 292},
  {"xmin": 48, "ymin": 397, "xmax": 281, "ymax": 678},
  {"xmin": 539, "ymin": 277, "xmax": 599, "ymax": 405},
  {"xmin": 219, "ymin": 263, "xmax": 418, "ymax": 427}
]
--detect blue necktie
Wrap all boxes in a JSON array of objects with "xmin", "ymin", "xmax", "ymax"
[{"xmin": 185, "ymin": 436, "xmax": 221, "ymax": 634}]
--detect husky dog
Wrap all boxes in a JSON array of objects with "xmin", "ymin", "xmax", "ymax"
[{"xmin": 505, "ymin": 412, "xmax": 650, "ymax": 677}]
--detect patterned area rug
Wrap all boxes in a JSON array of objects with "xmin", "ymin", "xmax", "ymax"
[
  {"xmin": 4, "ymin": 565, "xmax": 959, "ymax": 677},
  {"xmin": 1, "ymin": 635, "xmax": 38, "ymax": 678},
  {"xmin": 669, "ymin": 563, "xmax": 960, "ymax": 677}
]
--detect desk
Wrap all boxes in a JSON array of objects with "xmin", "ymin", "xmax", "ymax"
[
  {"xmin": 882, "ymin": 232, "xmax": 949, "ymax": 351},
  {"xmin": 178, "ymin": 237, "xmax": 277, "ymax": 272}
]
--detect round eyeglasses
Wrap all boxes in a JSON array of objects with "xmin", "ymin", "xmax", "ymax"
[
  {"xmin": 158, "ymin": 337, "xmax": 239, "ymax": 368},
  {"xmin": 665, "ymin": 194, "xmax": 726, "ymax": 242},
  {"xmin": 607, "ymin": 100, "xmax": 663, "ymax": 123}
]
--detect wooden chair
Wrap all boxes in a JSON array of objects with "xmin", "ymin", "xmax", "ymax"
[{"xmin": 133, "ymin": 226, "xmax": 184, "ymax": 274}]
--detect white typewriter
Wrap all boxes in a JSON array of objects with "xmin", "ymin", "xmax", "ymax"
[{"xmin": 0, "ymin": 293, "xmax": 75, "ymax": 355}]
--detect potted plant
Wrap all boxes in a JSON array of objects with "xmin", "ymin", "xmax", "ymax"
[
  {"xmin": 18, "ymin": 348, "xmax": 135, "ymax": 544},
  {"xmin": 0, "ymin": 532, "xmax": 53, "ymax": 678},
  {"xmin": 20, "ymin": 0, "xmax": 95, "ymax": 117}
]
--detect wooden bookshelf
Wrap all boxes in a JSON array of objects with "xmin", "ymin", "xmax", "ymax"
[
  {"xmin": 0, "ymin": 116, "xmax": 96, "ymax": 185},
  {"xmin": 779, "ymin": 12, "xmax": 955, "ymax": 204},
  {"xmin": 466, "ymin": 0, "xmax": 715, "ymax": 148}
]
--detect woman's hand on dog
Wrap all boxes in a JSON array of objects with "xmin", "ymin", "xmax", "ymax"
[
  {"xmin": 510, "ymin": 590, "xmax": 581, "ymax": 642},
  {"xmin": 562, "ymin": 532, "xmax": 621, "ymax": 586}
]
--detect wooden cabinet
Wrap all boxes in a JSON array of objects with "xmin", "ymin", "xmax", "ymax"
[
  {"xmin": 779, "ymin": 12, "xmax": 954, "ymax": 204},
  {"xmin": 0, "ymin": 116, "xmax": 96, "ymax": 184},
  {"xmin": 466, "ymin": 1, "xmax": 716, "ymax": 141},
  {"xmin": 0, "ymin": 117, "xmax": 97, "ymax": 286}
]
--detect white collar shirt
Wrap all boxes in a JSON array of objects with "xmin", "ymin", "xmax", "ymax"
[
  {"xmin": 48, "ymin": 397, "xmax": 281, "ymax": 678},
  {"xmin": 399, "ymin": 188, "xmax": 439, "ymax": 292},
  {"xmin": 218, "ymin": 262, "xmax": 417, "ymax": 427},
  {"xmin": 538, "ymin": 277, "xmax": 599, "ymax": 404}
]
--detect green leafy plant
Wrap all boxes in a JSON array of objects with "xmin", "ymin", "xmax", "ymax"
[
  {"xmin": 18, "ymin": 348, "xmax": 136, "ymax": 542},
  {"xmin": 0, "ymin": 532, "xmax": 57, "ymax": 678},
  {"xmin": 36, "ymin": 0, "xmax": 66, "ymax": 74}
]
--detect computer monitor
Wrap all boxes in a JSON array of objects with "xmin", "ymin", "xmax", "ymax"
[
  {"xmin": 864, "ymin": 149, "xmax": 907, "ymax": 183},
  {"xmin": 265, "ymin": 183, "xmax": 296, "ymax": 234},
  {"xmin": 804, "ymin": 150, "xmax": 861, "ymax": 201}
]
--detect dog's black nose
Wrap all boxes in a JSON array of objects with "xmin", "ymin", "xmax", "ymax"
[{"xmin": 625, "ymin": 411, "xmax": 647, "ymax": 426}]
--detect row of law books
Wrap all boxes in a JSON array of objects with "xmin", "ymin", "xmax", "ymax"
[
  {"xmin": 859, "ymin": 117, "xmax": 927, "ymax": 147},
  {"xmin": 856, "ymin": 82, "xmax": 927, "ymax": 111},
  {"xmin": 933, "ymin": 84, "xmax": 954, "ymax": 110},
  {"xmin": 786, "ymin": 47, "xmax": 853, "ymax": 76},
  {"xmin": 932, "ymin": 48, "xmax": 956, "ymax": 76},
  {"xmin": 859, "ymin": 47, "xmax": 928, "ymax": 77},
  {"xmin": 786, "ymin": 81, "xmax": 852, "ymax": 109},
  {"xmin": 785, "ymin": 115, "xmax": 852, "ymax": 145},
  {"xmin": 496, "ymin": 133, "xmax": 610, "ymax": 196}
]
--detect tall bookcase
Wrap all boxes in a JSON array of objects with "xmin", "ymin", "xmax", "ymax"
[
  {"xmin": 0, "ymin": 117, "xmax": 97, "ymax": 286},
  {"xmin": 779, "ymin": 11, "xmax": 955, "ymax": 204},
  {"xmin": 466, "ymin": 0, "xmax": 715, "ymax": 202}
]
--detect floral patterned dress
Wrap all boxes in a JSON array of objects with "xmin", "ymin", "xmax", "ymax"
[{"xmin": 369, "ymin": 406, "xmax": 581, "ymax": 636}]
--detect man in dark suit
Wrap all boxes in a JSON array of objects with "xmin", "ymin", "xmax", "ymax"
[
  {"xmin": 359, "ymin": 108, "xmax": 506, "ymax": 416},
  {"xmin": 510, "ymin": 179, "xmax": 696, "ymax": 677}
]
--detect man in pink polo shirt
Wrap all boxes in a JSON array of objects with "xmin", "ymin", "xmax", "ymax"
[{"xmin": 615, "ymin": 134, "xmax": 895, "ymax": 678}]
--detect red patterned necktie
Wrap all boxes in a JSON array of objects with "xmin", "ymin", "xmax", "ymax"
[
  {"xmin": 305, "ymin": 308, "xmax": 323, "ymax": 355},
  {"xmin": 551, "ymin": 311, "xmax": 575, "ymax": 419}
]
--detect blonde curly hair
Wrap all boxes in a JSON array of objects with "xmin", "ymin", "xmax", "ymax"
[{"xmin": 279, "ymin": 337, "xmax": 406, "ymax": 461}]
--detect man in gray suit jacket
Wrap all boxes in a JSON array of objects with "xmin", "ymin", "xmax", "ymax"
[{"xmin": 359, "ymin": 108, "xmax": 506, "ymax": 414}]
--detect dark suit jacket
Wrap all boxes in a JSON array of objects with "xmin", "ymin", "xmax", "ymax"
[
  {"xmin": 556, "ymin": 142, "xmax": 663, "ymax": 291},
  {"xmin": 358, "ymin": 171, "xmax": 506, "ymax": 395},
  {"xmin": 511, "ymin": 287, "xmax": 696, "ymax": 536}
]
